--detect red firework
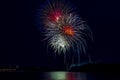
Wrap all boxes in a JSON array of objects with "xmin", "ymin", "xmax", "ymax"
[{"xmin": 48, "ymin": 10, "xmax": 62, "ymax": 22}]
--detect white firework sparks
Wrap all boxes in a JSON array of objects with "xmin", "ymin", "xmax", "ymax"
[{"xmin": 49, "ymin": 34, "xmax": 69, "ymax": 54}]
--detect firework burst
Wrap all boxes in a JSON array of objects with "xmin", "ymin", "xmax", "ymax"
[{"xmin": 36, "ymin": 0, "xmax": 93, "ymax": 67}]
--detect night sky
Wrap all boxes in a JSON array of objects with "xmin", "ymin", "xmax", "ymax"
[{"xmin": 1, "ymin": 0, "xmax": 120, "ymax": 70}]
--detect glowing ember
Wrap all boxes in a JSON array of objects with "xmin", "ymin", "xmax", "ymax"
[{"xmin": 63, "ymin": 26, "xmax": 75, "ymax": 36}]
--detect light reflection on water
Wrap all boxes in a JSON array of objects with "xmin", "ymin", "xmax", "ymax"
[{"xmin": 44, "ymin": 72, "xmax": 86, "ymax": 80}]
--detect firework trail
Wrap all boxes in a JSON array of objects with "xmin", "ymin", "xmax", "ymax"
[{"xmin": 36, "ymin": 0, "xmax": 93, "ymax": 68}]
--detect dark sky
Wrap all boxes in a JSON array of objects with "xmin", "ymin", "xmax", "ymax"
[{"xmin": 1, "ymin": 0, "xmax": 120, "ymax": 70}]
